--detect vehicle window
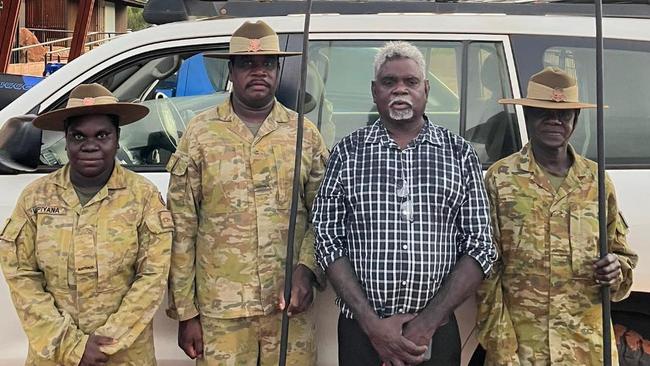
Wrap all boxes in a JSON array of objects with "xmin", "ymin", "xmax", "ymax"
[
  {"xmin": 512, "ymin": 35, "xmax": 650, "ymax": 167},
  {"xmin": 39, "ymin": 51, "xmax": 230, "ymax": 168},
  {"xmin": 465, "ymin": 42, "xmax": 520, "ymax": 164},
  {"xmin": 305, "ymin": 40, "xmax": 519, "ymax": 165},
  {"xmin": 306, "ymin": 41, "xmax": 462, "ymax": 148}
]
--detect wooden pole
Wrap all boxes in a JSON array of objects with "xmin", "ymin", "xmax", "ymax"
[
  {"xmin": 0, "ymin": 0, "xmax": 21, "ymax": 72},
  {"xmin": 68, "ymin": 0, "xmax": 95, "ymax": 61}
]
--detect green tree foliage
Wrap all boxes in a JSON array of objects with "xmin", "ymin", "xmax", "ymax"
[{"xmin": 127, "ymin": 6, "xmax": 149, "ymax": 31}]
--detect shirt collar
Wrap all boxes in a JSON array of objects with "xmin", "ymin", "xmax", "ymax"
[
  {"xmin": 52, "ymin": 162, "xmax": 127, "ymax": 190},
  {"xmin": 364, "ymin": 115, "xmax": 443, "ymax": 148},
  {"xmin": 215, "ymin": 96, "xmax": 290, "ymax": 123},
  {"xmin": 522, "ymin": 143, "xmax": 593, "ymax": 180}
]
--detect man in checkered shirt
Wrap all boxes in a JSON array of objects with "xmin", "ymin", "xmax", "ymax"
[{"xmin": 313, "ymin": 41, "xmax": 496, "ymax": 366}]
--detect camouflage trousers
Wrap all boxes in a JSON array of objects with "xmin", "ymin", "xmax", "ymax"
[
  {"xmin": 198, "ymin": 308, "xmax": 316, "ymax": 366},
  {"xmin": 24, "ymin": 323, "xmax": 156, "ymax": 366}
]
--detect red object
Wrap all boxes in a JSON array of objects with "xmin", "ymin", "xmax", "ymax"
[
  {"xmin": 68, "ymin": 0, "xmax": 95, "ymax": 61},
  {"xmin": 0, "ymin": 0, "xmax": 21, "ymax": 72}
]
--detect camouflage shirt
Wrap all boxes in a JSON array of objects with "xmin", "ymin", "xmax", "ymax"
[
  {"xmin": 0, "ymin": 163, "xmax": 173, "ymax": 366},
  {"xmin": 166, "ymin": 98, "xmax": 328, "ymax": 321},
  {"xmin": 477, "ymin": 144, "xmax": 638, "ymax": 365}
]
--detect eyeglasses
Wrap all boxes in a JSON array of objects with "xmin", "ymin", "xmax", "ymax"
[
  {"xmin": 526, "ymin": 107, "xmax": 575, "ymax": 123},
  {"xmin": 397, "ymin": 179, "xmax": 414, "ymax": 222}
]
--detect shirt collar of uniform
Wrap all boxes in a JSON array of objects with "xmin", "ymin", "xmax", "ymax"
[
  {"xmin": 51, "ymin": 163, "xmax": 126, "ymax": 210},
  {"xmin": 52, "ymin": 162, "xmax": 128, "ymax": 190},
  {"xmin": 521, "ymin": 142, "xmax": 593, "ymax": 194},
  {"xmin": 364, "ymin": 115, "xmax": 443, "ymax": 148},
  {"xmin": 215, "ymin": 96, "xmax": 291, "ymax": 124}
]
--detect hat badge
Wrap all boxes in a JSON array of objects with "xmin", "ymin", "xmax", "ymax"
[
  {"xmin": 248, "ymin": 39, "xmax": 262, "ymax": 52},
  {"xmin": 551, "ymin": 88, "xmax": 567, "ymax": 102},
  {"xmin": 82, "ymin": 97, "xmax": 96, "ymax": 106}
]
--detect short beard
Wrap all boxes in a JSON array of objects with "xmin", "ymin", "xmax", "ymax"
[
  {"xmin": 389, "ymin": 108, "xmax": 414, "ymax": 120},
  {"xmin": 388, "ymin": 97, "xmax": 414, "ymax": 120}
]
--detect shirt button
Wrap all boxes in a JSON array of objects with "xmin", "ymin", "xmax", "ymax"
[
  {"xmin": 398, "ymin": 308, "xmax": 405, "ymax": 313},
  {"xmin": 402, "ymin": 244, "xmax": 408, "ymax": 250},
  {"xmin": 401, "ymin": 281, "xmax": 407, "ymax": 286}
]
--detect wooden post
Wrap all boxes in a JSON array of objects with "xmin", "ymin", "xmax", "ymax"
[
  {"xmin": 68, "ymin": 0, "xmax": 95, "ymax": 61},
  {"xmin": 0, "ymin": 0, "xmax": 21, "ymax": 72}
]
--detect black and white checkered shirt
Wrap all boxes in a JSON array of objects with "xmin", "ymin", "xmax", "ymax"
[{"xmin": 313, "ymin": 118, "xmax": 496, "ymax": 319}]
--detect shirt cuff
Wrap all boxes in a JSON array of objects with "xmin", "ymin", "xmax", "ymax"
[
  {"xmin": 464, "ymin": 247, "xmax": 495, "ymax": 277},
  {"xmin": 65, "ymin": 333, "xmax": 89, "ymax": 366},
  {"xmin": 166, "ymin": 304, "xmax": 200, "ymax": 322},
  {"xmin": 317, "ymin": 248, "xmax": 347, "ymax": 272}
]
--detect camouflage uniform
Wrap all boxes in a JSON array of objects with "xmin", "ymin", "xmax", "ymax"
[
  {"xmin": 477, "ymin": 144, "xmax": 638, "ymax": 365},
  {"xmin": 0, "ymin": 163, "xmax": 173, "ymax": 366},
  {"xmin": 166, "ymin": 98, "xmax": 328, "ymax": 365}
]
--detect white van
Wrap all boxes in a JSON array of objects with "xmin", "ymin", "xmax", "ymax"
[{"xmin": 0, "ymin": 2, "xmax": 649, "ymax": 365}]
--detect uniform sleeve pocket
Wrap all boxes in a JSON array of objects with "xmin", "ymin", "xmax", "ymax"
[
  {"xmin": 0, "ymin": 217, "xmax": 26, "ymax": 243},
  {"xmin": 167, "ymin": 153, "xmax": 189, "ymax": 176},
  {"xmin": 0, "ymin": 218, "xmax": 27, "ymax": 279},
  {"xmin": 146, "ymin": 211, "xmax": 175, "ymax": 234}
]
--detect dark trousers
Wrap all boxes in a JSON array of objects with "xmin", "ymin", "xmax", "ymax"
[{"xmin": 338, "ymin": 313, "xmax": 461, "ymax": 366}]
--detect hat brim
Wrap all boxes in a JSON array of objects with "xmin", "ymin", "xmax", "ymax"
[
  {"xmin": 498, "ymin": 98, "xmax": 600, "ymax": 109},
  {"xmin": 32, "ymin": 103, "xmax": 150, "ymax": 131},
  {"xmin": 204, "ymin": 50, "xmax": 302, "ymax": 59}
]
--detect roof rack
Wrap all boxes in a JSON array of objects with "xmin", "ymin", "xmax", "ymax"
[{"xmin": 144, "ymin": 0, "xmax": 650, "ymax": 25}]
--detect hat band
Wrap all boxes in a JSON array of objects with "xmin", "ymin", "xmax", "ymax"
[
  {"xmin": 229, "ymin": 35, "xmax": 280, "ymax": 54},
  {"xmin": 527, "ymin": 81, "xmax": 579, "ymax": 103},
  {"xmin": 66, "ymin": 95, "xmax": 118, "ymax": 108}
]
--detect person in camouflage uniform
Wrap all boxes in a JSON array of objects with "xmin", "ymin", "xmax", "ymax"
[
  {"xmin": 165, "ymin": 20, "xmax": 328, "ymax": 366},
  {"xmin": 0, "ymin": 83, "xmax": 173, "ymax": 366},
  {"xmin": 477, "ymin": 67, "xmax": 638, "ymax": 365}
]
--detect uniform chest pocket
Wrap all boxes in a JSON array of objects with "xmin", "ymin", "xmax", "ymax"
[
  {"xmin": 202, "ymin": 144, "xmax": 250, "ymax": 213},
  {"xmin": 498, "ymin": 197, "xmax": 545, "ymax": 275},
  {"xmin": 96, "ymin": 216, "xmax": 139, "ymax": 292},
  {"xmin": 273, "ymin": 145, "xmax": 303, "ymax": 210},
  {"xmin": 569, "ymin": 202, "xmax": 599, "ymax": 279},
  {"xmin": 35, "ymin": 214, "xmax": 73, "ymax": 288}
]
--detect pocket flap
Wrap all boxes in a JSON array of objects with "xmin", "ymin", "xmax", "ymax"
[
  {"xmin": 0, "ymin": 217, "xmax": 26, "ymax": 243},
  {"xmin": 166, "ymin": 153, "xmax": 189, "ymax": 176},
  {"xmin": 569, "ymin": 203, "xmax": 598, "ymax": 278}
]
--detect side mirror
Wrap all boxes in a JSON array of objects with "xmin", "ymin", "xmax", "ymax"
[{"xmin": 0, "ymin": 115, "xmax": 41, "ymax": 173}]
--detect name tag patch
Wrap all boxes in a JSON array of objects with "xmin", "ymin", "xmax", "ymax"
[{"xmin": 32, "ymin": 206, "xmax": 67, "ymax": 215}]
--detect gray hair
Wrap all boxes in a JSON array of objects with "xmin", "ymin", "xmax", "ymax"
[{"xmin": 374, "ymin": 41, "xmax": 426, "ymax": 80}]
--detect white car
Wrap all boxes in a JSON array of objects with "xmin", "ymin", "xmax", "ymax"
[{"xmin": 0, "ymin": 2, "xmax": 649, "ymax": 365}]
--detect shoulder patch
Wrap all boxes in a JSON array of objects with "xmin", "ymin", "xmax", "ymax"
[
  {"xmin": 32, "ymin": 206, "xmax": 66, "ymax": 215},
  {"xmin": 159, "ymin": 211, "xmax": 174, "ymax": 229}
]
